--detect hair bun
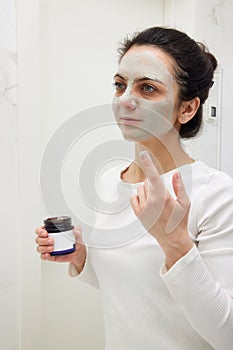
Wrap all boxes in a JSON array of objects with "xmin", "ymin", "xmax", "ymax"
[
  {"xmin": 198, "ymin": 42, "xmax": 218, "ymax": 71},
  {"xmin": 205, "ymin": 52, "xmax": 218, "ymax": 71}
]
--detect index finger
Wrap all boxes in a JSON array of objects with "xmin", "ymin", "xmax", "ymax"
[{"xmin": 139, "ymin": 151, "xmax": 165, "ymax": 191}]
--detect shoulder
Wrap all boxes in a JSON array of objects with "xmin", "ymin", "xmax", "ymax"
[
  {"xmin": 194, "ymin": 161, "xmax": 233, "ymax": 195},
  {"xmin": 187, "ymin": 162, "xmax": 233, "ymax": 238},
  {"xmin": 191, "ymin": 161, "xmax": 233, "ymax": 223}
]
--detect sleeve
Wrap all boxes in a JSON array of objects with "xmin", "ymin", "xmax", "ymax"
[
  {"xmin": 68, "ymin": 245, "xmax": 100, "ymax": 289},
  {"xmin": 160, "ymin": 171, "xmax": 233, "ymax": 350}
]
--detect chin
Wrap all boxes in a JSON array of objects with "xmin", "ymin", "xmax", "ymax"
[{"xmin": 120, "ymin": 128, "xmax": 152, "ymax": 143}]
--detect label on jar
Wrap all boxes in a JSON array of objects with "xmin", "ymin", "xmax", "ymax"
[{"xmin": 48, "ymin": 229, "xmax": 75, "ymax": 254}]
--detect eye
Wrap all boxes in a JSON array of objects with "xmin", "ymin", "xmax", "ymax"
[
  {"xmin": 141, "ymin": 84, "xmax": 157, "ymax": 93},
  {"xmin": 113, "ymin": 81, "xmax": 126, "ymax": 92}
]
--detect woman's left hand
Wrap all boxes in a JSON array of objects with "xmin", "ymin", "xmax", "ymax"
[{"xmin": 130, "ymin": 151, "xmax": 194, "ymax": 269}]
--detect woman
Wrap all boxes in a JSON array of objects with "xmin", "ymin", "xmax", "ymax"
[{"xmin": 36, "ymin": 27, "xmax": 233, "ymax": 349}]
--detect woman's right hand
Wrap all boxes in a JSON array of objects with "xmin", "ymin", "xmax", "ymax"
[{"xmin": 35, "ymin": 225, "xmax": 87, "ymax": 273}]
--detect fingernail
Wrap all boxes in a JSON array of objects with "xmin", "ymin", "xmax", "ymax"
[
  {"xmin": 175, "ymin": 172, "xmax": 183, "ymax": 185},
  {"xmin": 74, "ymin": 228, "xmax": 80, "ymax": 235},
  {"xmin": 139, "ymin": 151, "xmax": 150, "ymax": 160}
]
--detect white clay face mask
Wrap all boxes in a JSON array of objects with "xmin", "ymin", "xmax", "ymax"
[{"xmin": 112, "ymin": 48, "xmax": 175, "ymax": 142}]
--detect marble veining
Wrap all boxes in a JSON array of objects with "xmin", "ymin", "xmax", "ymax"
[
  {"xmin": 0, "ymin": 50, "xmax": 17, "ymax": 113},
  {"xmin": 209, "ymin": 0, "xmax": 226, "ymax": 27}
]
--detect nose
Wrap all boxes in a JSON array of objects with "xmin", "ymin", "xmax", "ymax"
[{"xmin": 119, "ymin": 92, "xmax": 137, "ymax": 110}]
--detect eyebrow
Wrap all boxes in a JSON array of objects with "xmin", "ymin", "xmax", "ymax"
[{"xmin": 113, "ymin": 73, "xmax": 164, "ymax": 85}]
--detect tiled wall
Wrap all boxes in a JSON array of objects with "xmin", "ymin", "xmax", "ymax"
[
  {"xmin": 164, "ymin": 0, "xmax": 233, "ymax": 177},
  {"xmin": 0, "ymin": 0, "xmax": 18, "ymax": 349}
]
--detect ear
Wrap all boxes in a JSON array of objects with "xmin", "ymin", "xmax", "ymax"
[{"xmin": 177, "ymin": 97, "xmax": 200, "ymax": 124}]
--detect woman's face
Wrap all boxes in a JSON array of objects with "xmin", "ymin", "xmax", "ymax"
[{"xmin": 112, "ymin": 45, "xmax": 180, "ymax": 142}]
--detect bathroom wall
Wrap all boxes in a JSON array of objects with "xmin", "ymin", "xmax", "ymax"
[
  {"xmin": 0, "ymin": 0, "xmax": 18, "ymax": 349},
  {"xmin": 164, "ymin": 0, "xmax": 233, "ymax": 177},
  {"xmin": 17, "ymin": 0, "xmax": 42, "ymax": 349}
]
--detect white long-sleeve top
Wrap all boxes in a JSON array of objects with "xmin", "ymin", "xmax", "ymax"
[{"xmin": 69, "ymin": 160, "xmax": 233, "ymax": 350}]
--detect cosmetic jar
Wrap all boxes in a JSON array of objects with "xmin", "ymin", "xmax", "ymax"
[{"xmin": 44, "ymin": 216, "xmax": 75, "ymax": 255}]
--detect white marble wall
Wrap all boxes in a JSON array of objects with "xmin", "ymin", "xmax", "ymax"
[
  {"xmin": 0, "ymin": 0, "xmax": 18, "ymax": 349},
  {"xmin": 164, "ymin": 0, "xmax": 233, "ymax": 177}
]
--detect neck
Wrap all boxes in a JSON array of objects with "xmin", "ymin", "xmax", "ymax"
[{"xmin": 121, "ymin": 133, "xmax": 194, "ymax": 183}]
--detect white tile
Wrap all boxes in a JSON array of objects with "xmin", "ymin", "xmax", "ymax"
[
  {"xmin": 0, "ymin": 0, "xmax": 16, "ymax": 51},
  {"xmin": 0, "ymin": 50, "xmax": 17, "ymax": 114},
  {"xmin": 0, "ymin": 170, "xmax": 17, "ymax": 288},
  {"xmin": 0, "ymin": 286, "xmax": 18, "ymax": 350},
  {"xmin": 0, "ymin": 112, "xmax": 17, "ymax": 170}
]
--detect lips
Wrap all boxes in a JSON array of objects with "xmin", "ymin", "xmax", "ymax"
[{"xmin": 120, "ymin": 117, "xmax": 142, "ymax": 125}]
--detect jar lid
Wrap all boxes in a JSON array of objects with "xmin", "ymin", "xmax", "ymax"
[{"xmin": 44, "ymin": 216, "xmax": 72, "ymax": 232}]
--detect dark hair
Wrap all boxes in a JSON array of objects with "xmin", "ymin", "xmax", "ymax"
[{"xmin": 118, "ymin": 27, "xmax": 217, "ymax": 138}]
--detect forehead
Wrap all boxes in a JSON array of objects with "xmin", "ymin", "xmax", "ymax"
[{"xmin": 118, "ymin": 46, "xmax": 174, "ymax": 84}]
